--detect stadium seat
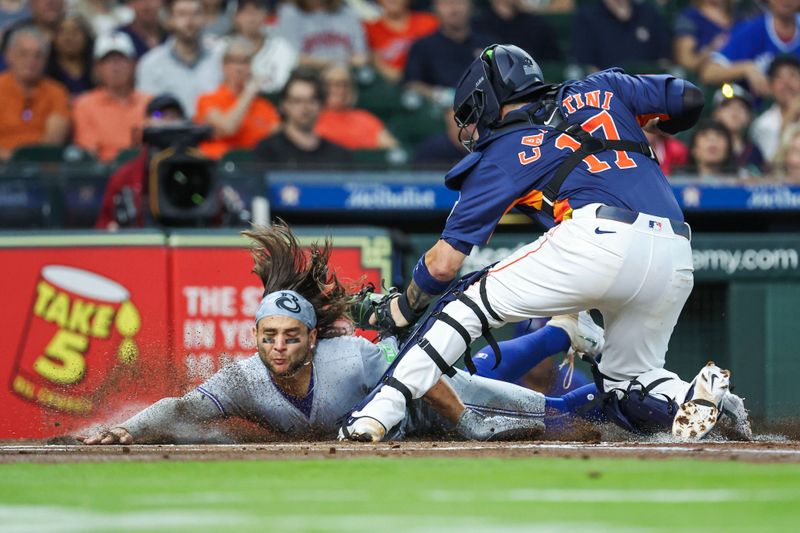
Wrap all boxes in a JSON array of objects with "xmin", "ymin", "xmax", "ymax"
[
  {"xmin": 220, "ymin": 149, "xmax": 255, "ymax": 173},
  {"xmin": 352, "ymin": 148, "xmax": 410, "ymax": 169},
  {"xmin": 356, "ymin": 76, "xmax": 405, "ymax": 122},
  {"xmin": 388, "ymin": 104, "xmax": 445, "ymax": 148},
  {"xmin": 541, "ymin": 62, "xmax": 568, "ymax": 83},
  {"xmin": 221, "ymin": 149, "xmax": 254, "ymax": 163},
  {"xmin": 541, "ymin": 13, "xmax": 573, "ymax": 61},
  {"xmin": 11, "ymin": 144, "xmax": 95, "ymax": 164}
]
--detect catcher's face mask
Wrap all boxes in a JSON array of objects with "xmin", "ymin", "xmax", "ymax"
[
  {"xmin": 453, "ymin": 44, "xmax": 547, "ymax": 151},
  {"xmin": 454, "ymin": 89, "xmax": 486, "ymax": 152},
  {"xmin": 453, "ymin": 49, "xmax": 499, "ymax": 152}
]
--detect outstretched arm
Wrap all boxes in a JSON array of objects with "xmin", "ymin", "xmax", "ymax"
[
  {"xmin": 76, "ymin": 390, "xmax": 226, "ymax": 445},
  {"xmin": 390, "ymin": 239, "xmax": 467, "ymax": 328}
]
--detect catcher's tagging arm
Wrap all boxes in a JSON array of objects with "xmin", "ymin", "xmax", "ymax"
[
  {"xmin": 76, "ymin": 391, "xmax": 226, "ymax": 445},
  {"xmin": 355, "ymin": 240, "xmax": 466, "ymax": 337}
]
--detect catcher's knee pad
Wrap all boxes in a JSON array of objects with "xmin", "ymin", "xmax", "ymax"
[
  {"xmin": 607, "ymin": 388, "xmax": 679, "ymax": 434},
  {"xmin": 387, "ymin": 300, "xmax": 486, "ymax": 397},
  {"xmin": 381, "ymin": 295, "xmax": 502, "ymax": 402},
  {"xmin": 592, "ymin": 367, "xmax": 683, "ymax": 435}
]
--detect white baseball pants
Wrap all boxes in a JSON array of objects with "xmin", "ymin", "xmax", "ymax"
[{"xmin": 354, "ymin": 204, "xmax": 694, "ymax": 430}]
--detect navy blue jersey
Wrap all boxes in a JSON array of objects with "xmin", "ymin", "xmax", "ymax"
[{"xmin": 442, "ymin": 69, "xmax": 690, "ymax": 249}]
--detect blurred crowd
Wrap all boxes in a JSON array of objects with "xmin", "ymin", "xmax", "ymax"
[{"xmin": 2, "ymin": 0, "xmax": 800, "ymax": 181}]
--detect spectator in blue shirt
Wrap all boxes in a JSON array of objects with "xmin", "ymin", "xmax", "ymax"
[
  {"xmin": 403, "ymin": 0, "xmax": 493, "ymax": 106},
  {"xmin": 673, "ymin": 0, "xmax": 734, "ymax": 75},
  {"xmin": 569, "ymin": 0, "xmax": 671, "ymax": 73},
  {"xmin": 701, "ymin": 0, "xmax": 800, "ymax": 96},
  {"xmin": 135, "ymin": 0, "xmax": 222, "ymax": 119}
]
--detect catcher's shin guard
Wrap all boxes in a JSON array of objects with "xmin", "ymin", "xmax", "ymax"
[
  {"xmin": 340, "ymin": 268, "xmax": 503, "ymax": 439},
  {"xmin": 585, "ymin": 360, "xmax": 683, "ymax": 435}
]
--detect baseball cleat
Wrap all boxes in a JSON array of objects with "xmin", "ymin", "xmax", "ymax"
[
  {"xmin": 672, "ymin": 361, "xmax": 730, "ymax": 441},
  {"xmin": 337, "ymin": 416, "xmax": 386, "ymax": 442},
  {"xmin": 547, "ymin": 311, "xmax": 605, "ymax": 356},
  {"xmin": 719, "ymin": 392, "xmax": 753, "ymax": 441}
]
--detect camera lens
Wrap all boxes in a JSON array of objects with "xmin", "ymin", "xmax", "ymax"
[{"xmin": 162, "ymin": 161, "xmax": 213, "ymax": 209}]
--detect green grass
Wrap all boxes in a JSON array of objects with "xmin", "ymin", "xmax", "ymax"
[{"xmin": 2, "ymin": 457, "xmax": 799, "ymax": 532}]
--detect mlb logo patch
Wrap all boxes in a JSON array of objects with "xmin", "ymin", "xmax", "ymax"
[{"xmin": 648, "ymin": 220, "xmax": 663, "ymax": 231}]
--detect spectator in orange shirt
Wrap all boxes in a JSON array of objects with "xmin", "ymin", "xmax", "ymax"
[
  {"xmin": 0, "ymin": 26, "xmax": 70, "ymax": 161},
  {"xmin": 73, "ymin": 32, "xmax": 151, "ymax": 161},
  {"xmin": 194, "ymin": 36, "xmax": 280, "ymax": 159},
  {"xmin": 315, "ymin": 63, "xmax": 398, "ymax": 150},
  {"xmin": 364, "ymin": 0, "xmax": 438, "ymax": 83}
]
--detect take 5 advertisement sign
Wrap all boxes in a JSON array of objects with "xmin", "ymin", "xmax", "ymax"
[
  {"xmin": 13, "ymin": 265, "xmax": 144, "ymax": 415},
  {"xmin": 0, "ymin": 229, "xmax": 392, "ymax": 439}
]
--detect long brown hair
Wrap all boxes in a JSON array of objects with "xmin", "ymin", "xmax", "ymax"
[{"xmin": 242, "ymin": 220, "xmax": 358, "ymax": 337}]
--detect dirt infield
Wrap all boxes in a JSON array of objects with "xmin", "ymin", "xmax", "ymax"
[{"xmin": 2, "ymin": 439, "xmax": 799, "ymax": 464}]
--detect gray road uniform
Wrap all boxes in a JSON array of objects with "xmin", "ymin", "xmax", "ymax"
[{"xmin": 121, "ymin": 336, "xmax": 545, "ymax": 442}]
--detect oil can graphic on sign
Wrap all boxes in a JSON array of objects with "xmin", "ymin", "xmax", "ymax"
[{"xmin": 10, "ymin": 265, "xmax": 141, "ymax": 414}]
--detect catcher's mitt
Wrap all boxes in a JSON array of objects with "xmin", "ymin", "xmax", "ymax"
[{"xmin": 351, "ymin": 283, "xmax": 407, "ymax": 340}]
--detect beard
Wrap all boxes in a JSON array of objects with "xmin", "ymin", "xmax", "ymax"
[{"xmin": 263, "ymin": 348, "xmax": 312, "ymax": 379}]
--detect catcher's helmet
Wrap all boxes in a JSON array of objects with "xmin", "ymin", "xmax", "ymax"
[{"xmin": 453, "ymin": 44, "xmax": 545, "ymax": 150}]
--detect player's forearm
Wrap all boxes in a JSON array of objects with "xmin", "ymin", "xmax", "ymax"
[
  {"xmin": 120, "ymin": 393, "xmax": 224, "ymax": 443},
  {"xmin": 406, "ymin": 280, "xmax": 436, "ymax": 314},
  {"xmin": 390, "ymin": 240, "xmax": 466, "ymax": 326},
  {"xmin": 421, "ymin": 379, "xmax": 465, "ymax": 423}
]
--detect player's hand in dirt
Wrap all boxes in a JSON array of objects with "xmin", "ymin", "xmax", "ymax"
[{"xmin": 76, "ymin": 427, "xmax": 134, "ymax": 445}]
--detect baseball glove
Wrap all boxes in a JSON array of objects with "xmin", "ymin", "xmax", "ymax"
[{"xmin": 351, "ymin": 283, "xmax": 406, "ymax": 340}]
